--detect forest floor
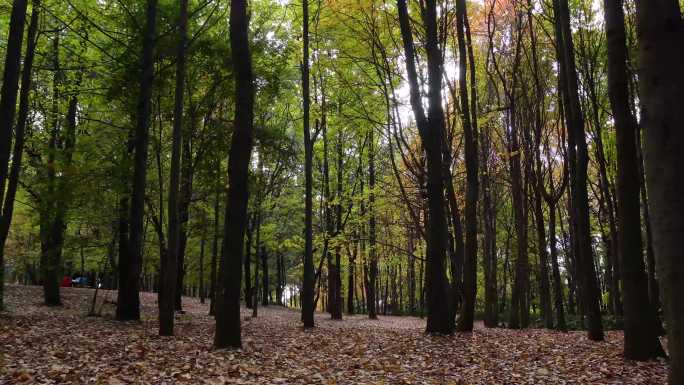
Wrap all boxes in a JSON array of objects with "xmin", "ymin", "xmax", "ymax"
[{"xmin": 0, "ymin": 285, "xmax": 668, "ymax": 384}]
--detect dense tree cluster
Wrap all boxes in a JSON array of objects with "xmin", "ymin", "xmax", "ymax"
[{"xmin": 0, "ymin": 0, "xmax": 681, "ymax": 382}]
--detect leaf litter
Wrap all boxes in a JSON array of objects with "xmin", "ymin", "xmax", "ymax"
[{"xmin": 0, "ymin": 285, "xmax": 667, "ymax": 384}]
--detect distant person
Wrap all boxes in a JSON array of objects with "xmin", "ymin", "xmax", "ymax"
[{"xmin": 61, "ymin": 275, "xmax": 72, "ymax": 287}]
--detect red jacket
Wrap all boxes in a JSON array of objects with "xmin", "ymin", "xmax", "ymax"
[{"xmin": 61, "ymin": 276, "xmax": 72, "ymax": 287}]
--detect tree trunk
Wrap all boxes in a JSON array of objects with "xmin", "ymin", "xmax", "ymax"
[
  {"xmin": 199, "ymin": 222, "xmax": 206, "ymax": 304},
  {"xmin": 368, "ymin": 128, "xmax": 378, "ymax": 320},
  {"xmin": 605, "ymin": 0, "xmax": 665, "ymax": 358},
  {"xmin": 276, "ymin": 252, "xmax": 284, "ymax": 305},
  {"xmin": 175, "ymin": 134, "xmax": 193, "ymax": 312},
  {"xmin": 0, "ymin": 0, "xmax": 28, "ymax": 203},
  {"xmin": 347, "ymin": 239, "xmax": 356, "ymax": 315},
  {"xmin": 160, "ymin": 0, "xmax": 187, "ymax": 336},
  {"xmin": 397, "ymin": 0, "xmax": 453, "ymax": 335},
  {"xmin": 261, "ymin": 247, "xmax": 269, "ymax": 306},
  {"xmin": 209, "ymin": 157, "xmax": 221, "ymax": 316},
  {"xmin": 117, "ymin": 0, "xmax": 158, "ymax": 321},
  {"xmin": 300, "ymin": 0, "xmax": 315, "ymax": 328},
  {"xmin": 481, "ymin": 126, "xmax": 498, "ymax": 328},
  {"xmin": 0, "ymin": 0, "xmax": 38, "ymax": 310},
  {"xmin": 552, "ymin": 0, "xmax": 604, "ymax": 341},
  {"xmin": 331, "ymin": 127, "xmax": 344, "ymax": 319},
  {"xmin": 633, "ymin": 1, "xmax": 684, "ymax": 380},
  {"xmin": 213, "ymin": 0, "xmax": 254, "ymax": 348},
  {"xmin": 508, "ymin": 110, "xmax": 528, "ymax": 329},
  {"xmin": 407, "ymin": 227, "xmax": 416, "ymax": 316},
  {"xmin": 544, "ymin": 201, "xmax": 565, "ymax": 330},
  {"xmin": 456, "ymin": 0, "xmax": 479, "ymax": 333}
]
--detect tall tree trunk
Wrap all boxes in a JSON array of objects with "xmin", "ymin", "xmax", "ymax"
[
  {"xmin": 300, "ymin": 0, "xmax": 315, "ymax": 328},
  {"xmin": 213, "ymin": 0, "xmax": 254, "ymax": 348},
  {"xmin": 197, "ymin": 220, "xmax": 205, "ymax": 303},
  {"xmin": 41, "ymin": 33, "xmax": 63, "ymax": 307},
  {"xmin": 0, "ymin": 0, "xmax": 38, "ymax": 310},
  {"xmin": 368, "ymin": 129, "xmax": 378, "ymax": 320},
  {"xmin": 526, "ymin": 3, "xmax": 552, "ymax": 329},
  {"xmin": 633, "ymin": 1, "xmax": 684, "ymax": 380},
  {"xmin": 552, "ymin": 0, "xmax": 604, "ymax": 341},
  {"xmin": 117, "ymin": 0, "xmax": 158, "ymax": 321},
  {"xmin": 397, "ymin": 0, "xmax": 453, "ymax": 334},
  {"xmin": 331, "ymin": 127, "xmax": 344, "ymax": 319},
  {"xmin": 508, "ymin": 111, "xmax": 528, "ymax": 329},
  {"xmin": 456, "ymin": 0, "xmax": 479, "ymax": 333},
  {"xmin": 636, "ymin": 127, "xmax": 661, "ymax": 330},
  {"xmin": 160, "ymin": 0, "xmax": 187, "ymax": 336},
  {"xmin": 481, "ymin": 126, "xmax": 498, "ymax": 328},
  {"xmin": 175, "ymin": 135, "xmax": 193, "ymax": 311},
  {"xmin": 605, "ymin": 0, "xmax": 665, "ymax": 352}
]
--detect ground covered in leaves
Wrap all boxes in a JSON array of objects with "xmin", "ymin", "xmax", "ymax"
[{"xmin": 0, "ymin": 285, "xmax": 668, "ymax": 384}]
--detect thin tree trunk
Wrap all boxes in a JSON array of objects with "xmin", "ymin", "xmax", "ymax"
[
  {"xmin": 175, "ymin": 135, "xmax": 193, "ymax": 312},
  {"xmin": 160, "ymin": 0, "xmax": 187, "ymax": 336},
  {"xmin": 456, "ymin": 0, "xmax": 479, "ymax": 333},
  {"xmin": 481, "ymin": 126, "xmax": 498, "ymax": 328},
  {"xmin": 552, "ymin": 0, "xmax": 604, "ymax": 341},
  {"xmin": 261, "ymin": 247, "xmax": 269, "ymax": 306},
  {"xmin": 209, "ymin": 156, "xmax": 220, "ymax": 316},
  {"xmin": 368, "ymin": 128, "xmax": 378, "ymax": 320},
  {"xmin": 300, "ymin": 0, "xmax": 315, "ymax": 328},
  {"xmin": 199, "ymin": 222, "xmax": 206, "ymax": 304}
]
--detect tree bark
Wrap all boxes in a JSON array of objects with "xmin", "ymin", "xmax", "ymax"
[
  {"xmin": 552, "ymin": 0, "xmax": 604, "ymax": 341},
  {"xmin": 0, "ymin": 0, "xmax": 38, "ymax": 310},
  {"xmin": 633, "ymin": 0, "xmax": 684, "ymax": 380},
  {"xmin": 368, "ymin": 128, "xmax": 378, "ymax": 320},
  {"xmin": 456, "ymin": 0, "xmax": 479, "ymax": 333},
  {"xmin": 209, "ymin": 156, "xmax": 221, "ymax": 316},
  {"xmin": 397, "ymin": 0, "xmax": 453, "ymax": 334},
  {"xmin": 0, "ymin": 0, "xmax": 28, "ymax": 202},
  {"xmin": 117, "ymin": 0, "xmax": 158, "ymax": 321},
  {"xmin": 160, "ymin": 0, "xmax": 187, "ymax": 336},
  {"xmin": 175, "ymin": 134, "xmax": 194, "ymax": 311},
  {"xmin": 300, "ymin": 0, "xmax": 315, "ymax": 328},
  {"xmin": 214, "ymin": 0, "xmax": 254, "ymax": 348}
]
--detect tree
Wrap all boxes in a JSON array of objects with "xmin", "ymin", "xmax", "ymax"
[
  {"xmin": 0, "ymin": 0, "xmax": 38, "ymax": 310},
  {"xmin": 160, "ymin": 0, "xmax": 188, "ymax": 336},
  {"xmin": 214, "ymin": 0, "xmax": 255, "ymax": 349},
  {"xmin": 0, "ymin": 0, "xmax": 28, "ymax": 206},
  {"xmin": 117, "ymin": 0, "xmax": 158, "ymax": 321},
  {"xmin": 633, "ymin": 0, "xmax": 684, "ymax": 381},
  {"xmin": 552, "ymin": 0, "xmax": 603, "ymax": 341},
  {"xmin": 300, "ymin": 0, "xmax": 315, "ymax": 329},
  {"xmin": 456, "ymin": 0, "xmax": 479, "ymax": 333},
  {"xmin": 397, "ymin": 0, "xmax": 453, "ymax": 334},
  {"xmin": 603, "ymin": 0, "xmax": 665, "ymax": 360}
]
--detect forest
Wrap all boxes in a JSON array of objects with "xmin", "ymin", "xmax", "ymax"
[{"xmin": 0, "ymin": 0, "xmax": 682, "ymax": 383}]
